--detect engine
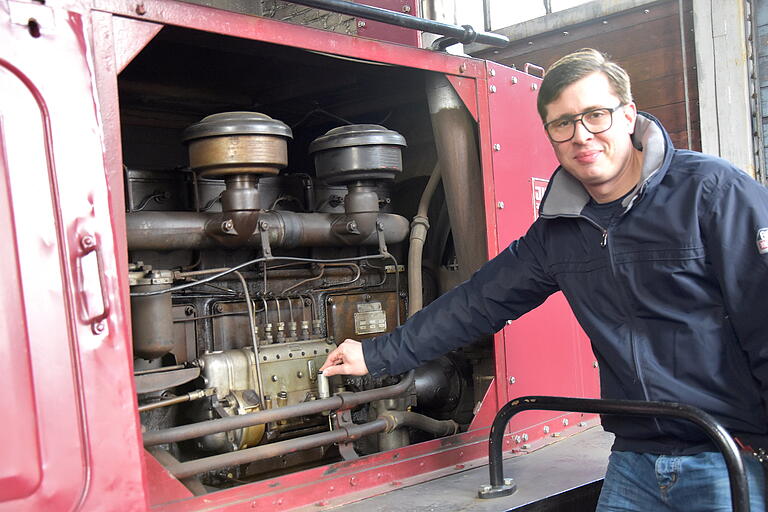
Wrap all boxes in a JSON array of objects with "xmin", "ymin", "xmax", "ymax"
[{"xmin": 129, "ymin": 106, "xmax": 479, "ymax": 489}]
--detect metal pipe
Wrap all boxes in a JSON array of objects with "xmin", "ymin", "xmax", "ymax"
[
  {"xmin": 287, "ymin": 0, "xmax": 508, "ymax": 47},
  {"xmin": 425, "ymin": 73, "xmax": 487, "ymax": 282},
  {"xmin": 167, "ymin": 419, "xmax": 388, "ymax": 478},
  {"xmin": 480, "ymin": 396, "xmax": 750, "ymax": 512},
  {"xmin": 408, "ymin": 163, "xmax": 441, "ymax": 317},
  {"xmin": 138, "ymin": 388, "xmax": 214, "ymax": 413},
  {"xmin": 143, "ymin": 370, "xmax": 414, "ymax": 447},
  {"xmin": 125, "ymin": 211, "xmax": 409, "ymax": 250},
  {"xmin": 232, "ymin": 271, "xmax": 265, "ymax": 399},
  {"xmin": 382, "ymin": 411, "xmax": 458, "ymax": 437}
]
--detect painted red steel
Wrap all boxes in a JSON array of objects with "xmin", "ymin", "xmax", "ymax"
[
  {"xmin": 484, "ymin": 63, "xmax": 602, "ymax": 441},
  {"xmin": 0, "ymin": 1, "xmax": 599, "ymax": 510},
  {"xmin": 356, "ymin": 0, "xmax": 420, "ymax": 47}
]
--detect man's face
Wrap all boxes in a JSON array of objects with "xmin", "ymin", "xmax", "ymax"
[{"xmin": 543, "ymin": 72, "xmax": 639, "ymax": 202}]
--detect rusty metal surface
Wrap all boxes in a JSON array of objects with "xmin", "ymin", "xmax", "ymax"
[{"xmin": 329, "ymin": 427, "xmax": 612, "ymax": 512}]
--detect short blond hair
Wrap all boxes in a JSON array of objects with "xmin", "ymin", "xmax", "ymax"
[{"xmin": 537, "ymin": 48, "xmax": 633, "ymax": 122}]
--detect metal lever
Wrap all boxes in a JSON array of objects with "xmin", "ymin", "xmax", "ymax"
[{"xmin": 480, "ymin": 396, "xmax": 750, "ymax": 512}]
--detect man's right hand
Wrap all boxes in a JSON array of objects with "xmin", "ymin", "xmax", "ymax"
[{"xmin": 319, "ymin": 339, "xmax": 369, "ymax": 376}]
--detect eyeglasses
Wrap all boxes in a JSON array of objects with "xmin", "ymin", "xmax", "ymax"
[{"xmin": 544, "ymin": 104, "xmax": 626, "ymax": 143}]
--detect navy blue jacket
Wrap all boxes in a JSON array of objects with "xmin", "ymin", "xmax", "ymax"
[{"xmin": 363, "ymin": 114, "xmax": 768, "ymax": 453}]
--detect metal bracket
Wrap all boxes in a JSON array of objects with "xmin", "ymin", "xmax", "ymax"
[
  {"xmin": 332, "ymin": 409, "xmax": 359, "ymax": 460},
  {"xmin": 258, "ymin": 220, "xmax": 273, "ymax": 259},
  {"xmin": 375, "ymin": 220, "xmax": 388, "ymax": 257}
]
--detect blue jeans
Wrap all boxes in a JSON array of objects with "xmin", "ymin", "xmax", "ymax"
[{"xmin": 597, "ymin": 451, "xmax": 766, "ymax": 512}]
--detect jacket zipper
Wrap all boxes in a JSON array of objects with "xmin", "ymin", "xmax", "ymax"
[{"xmin": 602, "ymin": 219, "xmax": 662, "ymax": 435}]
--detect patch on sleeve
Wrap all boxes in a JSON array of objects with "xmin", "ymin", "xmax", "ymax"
[{"xmin": 758, "ymin": 228, "xmax": 768, "ymax": 254}]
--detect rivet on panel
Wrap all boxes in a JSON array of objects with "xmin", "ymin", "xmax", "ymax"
[
  {"xmin": 489, "ymin": 85, "xmax": 497, "ymax": 93},
  {"xmin": 509, "ymin": 376, "xmax": 516, "ymax": 384}
]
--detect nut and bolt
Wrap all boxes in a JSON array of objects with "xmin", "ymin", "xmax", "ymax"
[
  {"xmin": 271, "ymin": 375, "xmax": 279, "ymax": 382},
  {"xmin": 92, "ymin": 321, "xmax": 105, "ymax": 335},
  {"xmin": 531, "ymin": 83, "xmax": 538, "ymax": 91},
  {"xmin": 489, "ymin": 68, "xmax": 496, "ymax": 77},
  {"xmin": 578, "ymin": 421, "xmax": 587, "ymax": 427},
  {"xmin": 459, "ymin": 62, "xmax": 467, "ymax": 73},
  {"xmin": 357, "ymin": 20, "xmax": 366, "ymax": 28},
  {"xmin": 509, "ymin": 376, "xmax": 516, "ymax": 384},
  {"xmin": 489, "ymin": 85, "xmax": 497, "ymax": 93},
  {"xmin": 511, "ymin": 77, "xmax": 518, "ymax": 85},
  {"xmin": 563, "ymin": 418, "xmax": 569, "ymax": 426},
  {"xmin": 593, "ymin": 361, "xmax": 599, "ymax": 368},
  {"xmin": 506, "ymin": 319, "xmax": 513, "ymax": 325},
  {"xmin": 81, "ymin": 235, "xmax": 96, "ymax": 250},
  {"xmin": 401, "ymin": 4, "xmax": 411, "ymax": 12},
  {"xmin": 543, "ymin": 426, "xmax": 550, "ymax": 434},
  {"xmin": 521, "ymin": 433, "xmax": 528, "ymax": 442},
  {"xmin": 514, "ymin": 435, "xmax": 522, "ymax": 443},
  {"xmin": 493, "ymin": 143, "xmax": 501, "ymax": 151},
  {"xmin": 497, "ymin": 201, "xmax": 505, "ymax": 209},
  {"xmin": 135, "ymin": 3, "xmax": 146, "ymax": 15}
]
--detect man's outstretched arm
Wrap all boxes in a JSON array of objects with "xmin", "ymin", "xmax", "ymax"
[{"xmin": 320, "ymin": 339, "xmax": 368, "ymax": 376}]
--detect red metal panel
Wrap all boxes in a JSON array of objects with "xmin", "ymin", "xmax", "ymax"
[
  {"xmin": 446, "ymin": 74, "xmax": 479, "ymax": 121},
  {"xmin": 484, "ymin": 62, "xmax": 601, "ymax": 447},
  {"xmin": 92, "ymin": 0, "xmax": 486, "ymax": 78},
  {"xmin": 0, "ymin": 4, "xmax": 147, "ymax": 511},
  {"xmin": 0, "ymin": 105, "xmax": 41, "ymax": 505},
  {"xmin": 356, "ymin": 0, "xmax": 420, "ymax": 47}
]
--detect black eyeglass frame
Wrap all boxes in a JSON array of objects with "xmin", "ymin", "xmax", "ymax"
[{"xmin": 543, "ymin": 104, "xmax": 627, "ymax": 143}]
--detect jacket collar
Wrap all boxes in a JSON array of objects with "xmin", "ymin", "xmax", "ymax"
[{"xmin": 539, "ymin": 112, "xmax": 674, "ymax": 218}]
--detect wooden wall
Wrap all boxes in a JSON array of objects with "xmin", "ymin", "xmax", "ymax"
[{"xmin": 474, "ymin": 0, "xmax": 699, "ymax": 151}]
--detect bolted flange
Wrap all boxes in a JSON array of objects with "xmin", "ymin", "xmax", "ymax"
[{"xmin": 477, "ymin": 478, "xmax": 517, "ymax": 499}]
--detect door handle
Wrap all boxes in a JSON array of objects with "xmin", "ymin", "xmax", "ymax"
[{"xmin": 77, "ymin": 233, "xmax": 110, "ymax": 334}]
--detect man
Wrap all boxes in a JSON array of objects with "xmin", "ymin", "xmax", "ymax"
[{"xmin": 320, "ymin": 48, "xmax": 768, "ymax": 511}]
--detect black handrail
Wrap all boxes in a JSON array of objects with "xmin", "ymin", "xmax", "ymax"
[
  {"xmin": 479, "ymin": 396, "xmax": 750, "ymax": 512},
  {"xmin": 288, "ymin": 0, "xmax": 509, "ymax": 48}
]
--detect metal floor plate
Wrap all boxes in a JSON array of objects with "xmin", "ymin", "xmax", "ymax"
[{"xmin": 331, "ymin": 427, "xmax": 613, "ymax": 512}]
